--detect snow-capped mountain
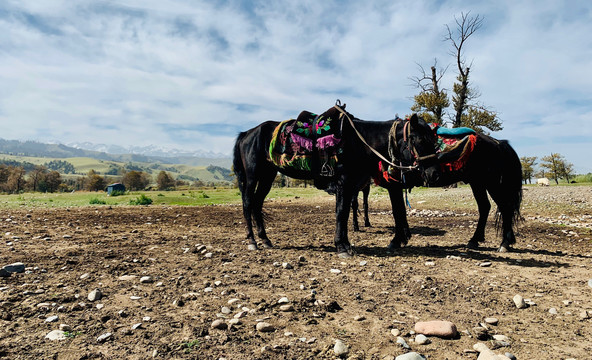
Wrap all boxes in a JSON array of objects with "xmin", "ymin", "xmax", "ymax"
[{"xmin": 66, "ymin": 142, "xmax": 229, "ymax": 159}]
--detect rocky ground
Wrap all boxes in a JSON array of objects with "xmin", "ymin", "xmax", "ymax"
[{"xmin": 0, "ymin": 186, "xmax": 591, "ymax": 360}]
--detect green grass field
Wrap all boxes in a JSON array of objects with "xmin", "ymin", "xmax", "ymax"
[{"xmin": 0, "ymin": 187, "xmax": 329, "ymax": 208}]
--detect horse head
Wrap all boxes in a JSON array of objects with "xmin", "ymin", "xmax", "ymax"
[{"xmin": 390, "ymin": 114, "xmax": 441, "ymax": 186}]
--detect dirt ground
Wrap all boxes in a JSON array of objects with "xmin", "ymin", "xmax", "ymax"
[{"xmin": 1, "ymin": 186, "xmax": 591, "ymax": 360}]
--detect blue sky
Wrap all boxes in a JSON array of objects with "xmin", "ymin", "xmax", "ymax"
[{"xmin": 1, "ymin": 0, "xmax": 591, "ymax": 172}]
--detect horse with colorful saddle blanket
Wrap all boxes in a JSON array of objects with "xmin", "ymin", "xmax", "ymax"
[{"xmin": 269, "ymin": 110, "xmax": 344, "ymax": 181}]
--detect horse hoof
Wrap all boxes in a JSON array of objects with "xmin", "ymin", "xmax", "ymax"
[
  {"xmin": 466, "ymin": 241, "xmax": 479, "ymax": 250},
  {"xmin": 247, "ymin": 244, "xmax": 258, "ymax": 251},
  {"xmin": 262, "ymin": 241, "xmax": 273, "ymax": 249},
  {"xmin": 497, "ymin": 246, "xmax": 509, "ymax": 253},
  {"xmin": 338, "ymin": 252, "xmax": 352, "ymax": 259}
]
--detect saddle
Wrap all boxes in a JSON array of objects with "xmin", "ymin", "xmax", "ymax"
[
  {"xmin": 431, "ymin": 124, "xmax": 477, "ymax": 172},
  {"xmin": 269, "ymin": 110, "xmax": 343, "ymax": 177}
]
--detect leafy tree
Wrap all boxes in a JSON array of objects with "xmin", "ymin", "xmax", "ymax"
[
  {"xmin": 45, "ymin": 160, "xmax": 75, "ymax": 174},
  {"xmin": 28, "ymin": 165, "xmax": 48, "ymax": 191},
  {"xmin": 86, "ymin": 169, "xmax": 107, "ymax": 191},
  {"xmin": 38, "ymin": 171, "xmax": 62, "ymax": 193},
  {"xmin": 0, "ymin": 165, "xmax": 26, "ymax": 193},
  {"xmin": 122, "ymin": 170, "xmax": 151, "ymax": 191},
  {"xmin": 411, "ymin": 12, "xmax": 501, "ymax": 134},
  {"xmin": 540, "ymin": 153, "xmax": 574, "ymax": 184},
  {"xmin": 156, "ymin": 171, "xmax": 176, "ymax": 190},
  {"xmin": 520, "ymin": 156, "xmax": 537, "ymax": 184}
]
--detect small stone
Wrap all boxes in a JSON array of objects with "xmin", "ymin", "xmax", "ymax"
[
  {"xmin": 140, "ymin": 276, "xmax": 153, "ymax": 283},
  {"xmin": 45, "ymin": 330, "xmax": 67, "ymax": 341},
  {"xmin": 59, "ymin": 324, "xmax": 71, "ymax": 332},
  {"xmin": 118, "ymin": 275, "xmax": 137, "ymax": 281},
  {"xmin": 479, "ymin": 262, "xmax": 492, "ymax": 267},
  {"xmin": 415, "ymin": 334, "xmax": 431, "ymax": 345},
  {"xmin": 484, "ymin": 317, "xmax": 499, "ymax": 325},
  {"xmin": 330, "ymin": 269, "xmax": 342, "ymax": 274},
  {"xmin": 513, "ymin": 294, "xmax": 527, "ymax": 309},
  {"xmin": 472, "ymin": 326, "xmax": 489, "ymax": 340},
  {"xmin": 234, "ymin": 311, "xmax": 247, "ymax": 319},
  {"xmin": 492, "ymin": 334, "xmax": 510, "ymax": 342},
  {"xmin": 96, "ymin": 332, "xmax": 112, "ymax": 343},
  {"xmin": 333, "ymin": 339, "xmax": 349, "ymax": 356},
  {"xmin": 395, "ymin": 352, "xmax": 427, "ymax": 360},
  {"xmin": 131, "ymin": 323, "xmax": 142, "ymax": 330},
  {"xmin": 396, "ymin": 337, "xmax": 410, "ymax": 349},
  {"xmin": 359, "ymin": 261, "xmax": 367, "ymax": 266},
  {"xmin": 211, "ymin": 319, "xmax": 227, "ymax": 330},
  {"xmin": 3, "ymin": 262, "xmax": 25, "ymax": 273},
  {"xmin": 354, "ymin": 315, "xmax": 366, "ymax": 321},
  {"xmin": 549, "ymin": 307, "xmax": 558, "ymax": 315},
  {"xmin": 228, "ymin": 318, "xmax": 241, "ymax": 326},
  {"xmin": 204, "ymin": 252, "xmax": 213, "ymax": 258},
  {"xmin": 256, "ymin": 322, "xmax": 274, "ymax": 332},
  {"xmin": 0, "ymin": 269, "xmax": 10, "ymax": 277},
  {"xmin": 588, "ymin": 279, "xmax": 592, "ymax": 288},
  {"xmin": 228, "ymin": 298, "xmax": 240, "ymax": 306},
  {"xmin": 130, "ymin": 296, "xmax": 142, "ymax": 300},
  {"xmin": 143, "ymin": 316, "xmax": 152, "ymax": 322},
  {"xmin": 278, "ymin": 297, "xmax": 290, "ymax": 304},
  {"xmin": 414, "ymin": 320, "xmax": 458, "ymax": 338},
  {"xmin": 424, "ymin": 261, "xmax": 435, "ymax": 266},
  {"xmin": 80, "ymin": 273, "xmax": 90, "ymax": 280},
  {"xmin": 88, "ymin": 289, "xmax": 102, "ymax": 302},
  {"xmin": 221, "ymin": 306, "xmax": 231, "ymax": 314},
  {"xmin": 45, "ymin": 315, "xmax": 59, "ymax": 323},
  {"xmin": 282, "ymin": 262, "xmax": 293, "ymax": 269},
  {"xmin": 279, "ymin": 304, "xmax": 294, "ymax": 312},
  {"xmin": 579, "ymin": 310, "xmax": 590, "ymax": 319},
  {"xmin": 505, "ymin": 353, "xmax": 517, "ymax": 360},
  {"xmin": 390, "ymin": 328, "xmax": 401, "ymax": 337}
]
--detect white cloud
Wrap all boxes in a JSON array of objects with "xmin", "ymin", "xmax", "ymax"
[{"xmin": 0, "ymin": 0, "xmax": 590, "ymax": 172}]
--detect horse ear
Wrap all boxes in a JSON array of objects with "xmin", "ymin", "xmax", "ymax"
[{"xmin": 409, "ymin": 113, "xmax": 419, "ymax": 127}]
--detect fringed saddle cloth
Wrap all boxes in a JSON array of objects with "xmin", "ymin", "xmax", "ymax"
[
  {"xmin": 269, "ymin": 110, "xmax": 343, "ymax": 177},
  {"xmin": 431, "ymin": 125, "xmax": 477, "ymax": 172}
]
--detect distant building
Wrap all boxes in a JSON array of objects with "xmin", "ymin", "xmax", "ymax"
[{"xmin": 106, "ymin": 183, "xmax": 126, "ymax": 195}]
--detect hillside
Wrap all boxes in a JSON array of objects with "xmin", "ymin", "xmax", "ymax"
[
  {"xmin": 0, "ymin": 138, "xmax": 232, "ymax": 168},
  {"xmin": 0, "ymin": 139, "xmax": 234, "ymax": 184}
]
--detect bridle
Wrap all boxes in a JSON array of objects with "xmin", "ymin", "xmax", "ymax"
[{"xmin": 333, "ymin": 103, "xmax": 436, "ymax": 171}]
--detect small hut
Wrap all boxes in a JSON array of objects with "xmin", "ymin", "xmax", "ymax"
[{"xmin": 106, "ymin": 183, "xmax": 126, "ymax": 195}]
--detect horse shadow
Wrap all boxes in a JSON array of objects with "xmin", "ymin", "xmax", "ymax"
[{"xmin": 281, "ymin": 225, "xmax": 573, "ymax": 269}]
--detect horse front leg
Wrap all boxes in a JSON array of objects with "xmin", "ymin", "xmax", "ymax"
[
  {"xmin": 468, "ymin": 183, "xmax": 491, "ymax": 249},
  {"xmin": 335, "ymin": 184, "xmax": 354, "ymax": 258},
  {"xmin": 387, "ymin": 185, "xmax": 410, "ymax": 252}
]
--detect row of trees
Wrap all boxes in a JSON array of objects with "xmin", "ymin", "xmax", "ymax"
[
  {"xmin": 0, "ymin": 164, "xmax": 218, "ymax": 194},
  {"xmin": 521, "ymin": 153, "xmax": 575, "ymax": 184}
]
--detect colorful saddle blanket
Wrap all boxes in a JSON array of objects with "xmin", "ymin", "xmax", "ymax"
[
  {"xmin": 430, "ymin": 124, "xmax": 477, "ymax": 172},
  {"xmin": 269, "ymin": 110, "xmax": 343, "ymax": 177}
]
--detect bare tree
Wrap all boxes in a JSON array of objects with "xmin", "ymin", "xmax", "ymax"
[{"xmin": 409, "ymin": 60, "xmax": 450, "ymax": 124}]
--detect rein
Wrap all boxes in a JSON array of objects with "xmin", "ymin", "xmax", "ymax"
[{"xmin": 333, "ymin": 105, "xmax": 418, "ymax": 171}]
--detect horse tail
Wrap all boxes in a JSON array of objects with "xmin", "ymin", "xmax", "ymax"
[
  {"xmin": 233, "ymin": 131, "xmax": 248, "ymax": 194},
  {"xmin": 495, "ymin": 140, "xmax": 523, "ymax": 232}
]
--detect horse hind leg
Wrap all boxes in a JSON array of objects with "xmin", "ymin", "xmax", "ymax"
[
  {"xmin": 362, "ymin": 184, "xmax": 371, "ymax": 227},
  {"xmin": 489, "ymin": 189, "xmax": 517, "ymax": 253},
  {"xmin": 468, "ymin": 183, "xmax": 490, "ymax": 249},
  {"xmin": 351, "ymin": 191, "xmax": 361, "ymax": 232},
  {"xmin": 240, "ymin": 180, "xmax": 259, "ymax": 250},
  {"xmin": 252, "ymin": 169, "xmax": 277, "ymax": 248}
]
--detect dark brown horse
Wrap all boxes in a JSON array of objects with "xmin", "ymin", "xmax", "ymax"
[{"xmin": 233, "ymin": 103, "xmax": 439, "ymax": 257}]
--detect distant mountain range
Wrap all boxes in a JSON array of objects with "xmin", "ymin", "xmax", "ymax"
[
  {"xmin": 0, "ymin": 138, "xmax": 232, "ymax": 168},
  {"xmin": 65, "ymin": 142, "xmax": 229, "ymax": 159}
]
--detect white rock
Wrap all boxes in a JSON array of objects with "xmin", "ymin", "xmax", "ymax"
[
  {"xmin": 140, "ymin": 276, "xmax": 153, "ymax": 283},
  {"xmin": 415, "ymin": 334, "xmax": 431, "ymax": 345},
  {"xmin": 484, "ymin": 317, "xmax": 499, "ymax": 325},
  {"xmin": 513, "ymin": 294, "xmax": 527, "ymax": 309},
  {"xmin": 96, "ymin": 332, "xmax": 112, "ymax": 343},
  {"xmin": 395, "ymin": 353, "xmax": 427, "ymax": 360},
  {"xmin": 88, "ymin": 289, "xmax": 102, "ymax": 302},
  {"xmin": 391, "ymin": 328, "xmax": 401, "ymax": 337},
  {"xmin": 549, "ymin": 307, "xmax": 558, "ymax": 315},
  {"xmin": 45, "ymin": 330, "xmax": 66, "ymax": 341},
  {"xmin": 256, "ymin": 322, "xmax": 274, "ymax": 332},
  {"xmin": 45, "ymin": 315, "xmax": 59, "ymax": 323},
  {"xmin": 330, "ymin": 269, "xmax": 342, "ymax": 274},
  {"xmin": 333, "ymin": 339, "xmax": 349, "ymax": 356}
]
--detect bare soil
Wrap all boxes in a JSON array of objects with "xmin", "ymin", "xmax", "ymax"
[{"xmin": 1, "ymin": 186, "xmax": 591, "ymax": 360}]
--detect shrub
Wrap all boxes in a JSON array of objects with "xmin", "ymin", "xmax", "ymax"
[
  {"xmin": 109, "ymin": 189, "xmax": 126, "ymax": 197},
  {"xmin": 89, "ymin": 197, "xmax": 106, "ymax": 205},
  {"xmin": 129, "ymin": 194, "xmax": 153, "ymax": 205}
]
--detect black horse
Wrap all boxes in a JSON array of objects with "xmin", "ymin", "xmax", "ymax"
[
  {"xmin": 400, "ymin": 124, "xmax": 523, "ymax": 252},
  {"xmin": 233, "ymin": 103, "xmax": 439, "ymax": 257}
]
